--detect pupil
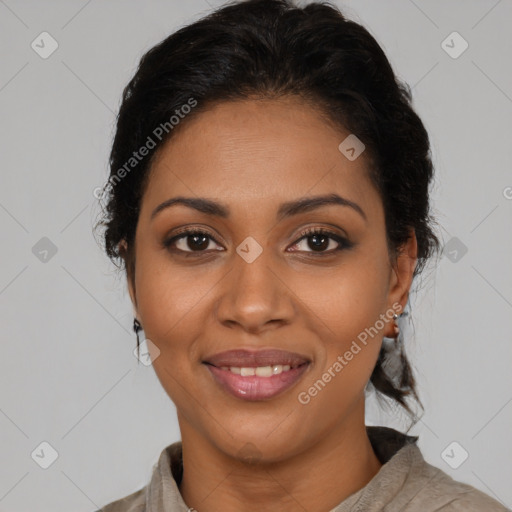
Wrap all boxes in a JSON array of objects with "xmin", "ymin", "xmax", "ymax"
[
  {"xmin": 189, "ymin": 234, "xmax": 209, "ymax": 250},
  {"xmin": 309, "ymin": 234, "xmax": 328, "ymax": 251}
]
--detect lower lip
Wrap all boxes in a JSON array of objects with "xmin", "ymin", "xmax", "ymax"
[{"xmin": 205, "ymin": 363, "xmax": 310, "ymax": 401}]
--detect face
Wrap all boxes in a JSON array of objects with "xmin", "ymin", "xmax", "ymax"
[{"xmin": 126, "ymin": 96, "xmax": 417, "ymax": 462}]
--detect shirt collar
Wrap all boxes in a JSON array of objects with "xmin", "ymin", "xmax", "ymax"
[{"xmin": 145, "ymin": 425, "xmax": 420, "ymax": 512}]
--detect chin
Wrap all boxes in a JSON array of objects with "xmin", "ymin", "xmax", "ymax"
[{"xmin": 209, "ymin": 427, "xmax": 306, "ymax": 466}]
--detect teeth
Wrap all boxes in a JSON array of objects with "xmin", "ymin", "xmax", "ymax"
[
  {"xmin": 220, "ymin": 364, "xmax": 293, "ymax": 376},
  {"xmin": 256, "ymin": 366, "xmax": 272, "ymax": 377}
]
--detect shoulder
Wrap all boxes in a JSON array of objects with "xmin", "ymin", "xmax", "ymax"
[
  {"xmin": 406, "ymin": 456, "xmax": 510, "ymax": 511},
  {"xmin": 95, "ymin": 486, "xmax": 146, "ymax": 512},
  {"xmin": 94, "ymin": 441, "xmax": 183, "ymax": 512},
  {"xmin": 427, "ymin": 474, "xmax": 510, "ymax": 511},
  {"xmin": 440, "ymin": 488, "xmax": 511, "ymax": 511}
]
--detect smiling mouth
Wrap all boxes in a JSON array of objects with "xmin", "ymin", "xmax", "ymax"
[{"xmin": 204, "ymin": 361, "xmax": 310, "ymax": 401}]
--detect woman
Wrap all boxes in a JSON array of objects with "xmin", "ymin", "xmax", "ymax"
[{"xmin": 94, "ymin": 0, "xmax": 509, "ymax": 510}]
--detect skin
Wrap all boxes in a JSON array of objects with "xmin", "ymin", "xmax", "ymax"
[{"xmin": 123, "ymin": 96, "xmax": 418, "ymax": 512}]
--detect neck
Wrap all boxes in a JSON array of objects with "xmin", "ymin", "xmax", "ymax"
[{"xmin": 178, "ymin": 400, "xmax": 382, "ymax": 512}]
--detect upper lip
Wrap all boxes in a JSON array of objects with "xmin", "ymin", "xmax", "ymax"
[{"xmin": 203, "ymin": 349, "xmax": 310, "ymax": 368}]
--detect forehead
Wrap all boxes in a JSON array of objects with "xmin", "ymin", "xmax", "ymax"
[{"xmin": 141, "ymin": 97, "xmax": 380, "ymax": 220}]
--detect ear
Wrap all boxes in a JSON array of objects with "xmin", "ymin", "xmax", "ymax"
[
  {"xmin": 119, "ymin": 239, "xmax": 138, "ymax": 317},
  {"xmin": 127, "ymin": 270, "xmax": 137, "ymax": 315},
  {"xmin": 385, "ymin": 229, "xmax": 418, "ymax": 334}
]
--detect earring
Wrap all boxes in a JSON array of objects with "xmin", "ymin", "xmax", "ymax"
[
  {"xmin": 391, "ymin": 313, "xmax": 400, "ymax": 339},
  {"xmin": 391, "ymin": 311, "xmax": 408, "ymax": 342},
  {"xmin": 133, "ymin": 317, "xmax": 142, "ymax": 334},
  {"xmin": 133, "ymin": 318, "xmax": 143, "ymax": 355}
]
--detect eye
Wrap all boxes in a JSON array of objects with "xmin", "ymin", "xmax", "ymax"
[
  {"xmin": 288, "ymin": 227, "xmax": 353, "ymax": 255},
  {"xmin": 163, "ymin": 228, "xmax": 223, "ymax": 254},
  {"xmin": 163, "ymin": 226, "xmax": 353, "ymax": 256}
]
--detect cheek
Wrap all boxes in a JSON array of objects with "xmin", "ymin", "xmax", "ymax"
[
  {"xmin": 134, "ymin": 262, "xmax": 208, "ymax": 409},
  {"xmin": 291, "ymin": 254, "xmax": 388, "ymax": 401},
  {"xmin": 292, "ymin": 250, "xmax": 390, "ymax": 343},
  {"xmin": 295, "ymin": 312, "xmax": 383, "ymax": 428},
  {"xmin": 132, "ymin": 250, "xmax": 223, "ymax": 397},
  {"xmin": 134, "ymin": 250, "xmax": 214, "ymax": 346}
]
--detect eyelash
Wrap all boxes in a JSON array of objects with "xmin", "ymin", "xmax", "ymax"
[{"xmin": 163, "ymin": 226, "xmax": 353, "ymax": 257}]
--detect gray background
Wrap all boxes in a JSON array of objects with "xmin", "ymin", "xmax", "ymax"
[{"xmin": 1, "ymin": 0, "xmax": 511, "ymax": 510}]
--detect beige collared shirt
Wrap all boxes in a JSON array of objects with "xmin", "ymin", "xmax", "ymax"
[{"xmin": 97, "ymin": 426, "xmax": 510, "ymax": 511}]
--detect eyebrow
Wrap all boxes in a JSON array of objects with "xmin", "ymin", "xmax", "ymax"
[{"xmin": 150, "ymin": 193, "xmax": 367, "ymax": 223}]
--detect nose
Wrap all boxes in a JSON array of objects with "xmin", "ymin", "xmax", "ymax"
[{"xmin": 214, "ymin": 243, "xmax": 295, "ymax": 334}]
